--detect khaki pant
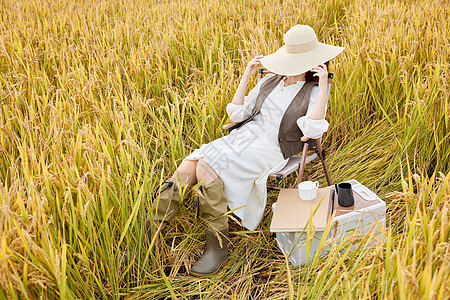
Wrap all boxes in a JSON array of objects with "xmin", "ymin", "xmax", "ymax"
[{"xmin": 153, "ymin": 177, "xmax": 228, "ymax": 231}]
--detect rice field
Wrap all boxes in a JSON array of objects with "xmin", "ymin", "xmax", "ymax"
[{"xmin": 0, "ymin": 0, "xmax": 449, "ymax": 298}]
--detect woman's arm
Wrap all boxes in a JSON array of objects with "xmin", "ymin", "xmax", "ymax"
[
  {"xmin": 231, "ymin": 55, "xmax": 263, "ymax": 105},
  {"xmin": 308, "ymin": 63, "xmax": 329, "ymax": 120},
  {"xmin": 231, "ymin": 74, "xmax": 251, "ymax": 105}
]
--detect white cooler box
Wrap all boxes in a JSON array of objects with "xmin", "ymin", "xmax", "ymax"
[{"xmin": 271, "ymin": 179, "xmax": 386, "ymax": 266}]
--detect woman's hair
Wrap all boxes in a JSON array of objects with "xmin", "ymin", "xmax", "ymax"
[{"xmin": 305, "ymin": 61, "xmax": 330, "ymax": 82}]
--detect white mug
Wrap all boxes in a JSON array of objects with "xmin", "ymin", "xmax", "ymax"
[{"xmin": 298, "ymin": 181, "xmax": 319, "ymax": 201}]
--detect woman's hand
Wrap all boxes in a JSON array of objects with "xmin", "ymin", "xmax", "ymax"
[
  {"xmin": 243, "ymin": 55, "xmax": 264, "ymax": 78},
  {"xmin": 309, "ymin": 63, "xmax": 328, "ymax": 84}
]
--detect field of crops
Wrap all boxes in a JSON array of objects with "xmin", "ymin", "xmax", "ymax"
[{"xmin": 0, "ymin": 0, "xmax": 448, "ymax": 298}]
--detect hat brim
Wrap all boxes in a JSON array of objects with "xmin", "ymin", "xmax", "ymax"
[{"xmin": 260, "ymin": 42, "xmax": 345, "ymax": 76}]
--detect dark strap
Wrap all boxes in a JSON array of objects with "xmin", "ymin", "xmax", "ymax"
[
  {"xmin": 157, "ymin": 181, "xmax": 173, "ymax": 194},
  {"xmin": 231, "ymin": 75, "xmax": 284, "ymax": 130},
  {"xmin": 251, "ymin": 74, "xmax": 285, "ymax": 115}
]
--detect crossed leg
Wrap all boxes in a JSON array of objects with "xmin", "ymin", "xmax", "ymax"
[
  {"xmin": 169, "ymin": 159, "xmax": 198, "ymax": 188},
  {"xmin": 169, "ymin": 158, "xmax": 219, "ymax": 188},
  {"xmin": 168, "ymin": 159, "xmax": 228, "ymax": 277},
  {"xmin": 195, "ymin": 158, "xmax": 219, "ymax": 186},
  {"xmin": 166, "ymin": 157, "xmax": 225, "ymax": 230},
  {"xmin": 151, "ymin": 157, "xmax": 225, "ymax": 251}
]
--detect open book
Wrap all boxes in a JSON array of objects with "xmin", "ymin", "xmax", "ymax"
[{"xmin": 270, "ymin": 187, "xmax": 334, "ymax": 232}]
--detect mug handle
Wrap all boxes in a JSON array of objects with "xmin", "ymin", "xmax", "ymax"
[{"xmin": 314, "ymin": 181, "xmax": 319, "ymax": 188}]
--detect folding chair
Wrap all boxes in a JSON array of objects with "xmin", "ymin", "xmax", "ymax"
[{"xmin": 222, "ymin": 68, "xmax": 333, "ymax": 189}]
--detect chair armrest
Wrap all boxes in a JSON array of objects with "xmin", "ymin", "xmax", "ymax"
[
  {"xmin": 223, "ymin": 121, "xmax": 246, "ymax": 134},
  {"xmin": 222, "ymin": 122, "xmax": 240, "ymax": 130},
  {"xmin": 297, "ymin": 137, "xmax": 322, "ymax": 155},
  {"xmin": 301, "ymin": 136, "xmax": 310, "ymax": 142}
]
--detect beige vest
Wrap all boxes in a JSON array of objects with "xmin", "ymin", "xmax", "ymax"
[{"xmin": 233, "ymin": 74, "xmax": 318, "ymax": 159}]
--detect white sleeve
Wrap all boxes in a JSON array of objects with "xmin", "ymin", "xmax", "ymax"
[
  {"xmin": 226, "ymin": 73, "xmax": 276, "ymax": 122},
  {"xmin": 296, "ymin": 83, "xmax": 331, "ymax": 139}
]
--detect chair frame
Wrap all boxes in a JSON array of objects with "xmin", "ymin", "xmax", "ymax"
[{"xmin": 222, "ymin": 68, "xmax": 333, "ymax": 189}]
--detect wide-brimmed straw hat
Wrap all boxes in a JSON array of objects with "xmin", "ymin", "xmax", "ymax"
[{"xmin": 260, "ymin": 25, "xmax": 345, "ymax": 76}]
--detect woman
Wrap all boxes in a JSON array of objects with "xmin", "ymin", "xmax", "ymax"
[{"xmin": 150, "ymin": 25, "xmax": 344, "ymax": 276}]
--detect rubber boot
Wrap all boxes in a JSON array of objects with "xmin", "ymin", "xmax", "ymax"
[
  {"xmin": 153, "ymin": 181, "xmax": 181, "ymax": 226},
  {"xmin": 146, "ymin": 181, "xmax": 180, "ymax": 248},
  {"xmin": 190, "ymin": 177, "xmax": 229, "ymax": 276},
  {"xmin": 196, "ymin": 177, "xmax": 228, "ymax": 231},
  {"xmin": 190, "ymin": 228, "xmax": 229, "ymax": 276}
]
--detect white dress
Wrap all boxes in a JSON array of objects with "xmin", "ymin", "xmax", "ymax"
[{"xmin": 183, "ymin": 73, "xmax": 331, "ymax": 230}]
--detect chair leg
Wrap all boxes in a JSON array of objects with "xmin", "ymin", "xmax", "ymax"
[
  {"xmin": 267, "ymin": 185, "xmax": 281, "ymax": 191},
  {"xmin": 315, "ymin": 139, "xmax": 332, "ymax": 186},
  {"xmin": 296, "ymin": 142, "xmax": 309, "ymax": 186}
]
